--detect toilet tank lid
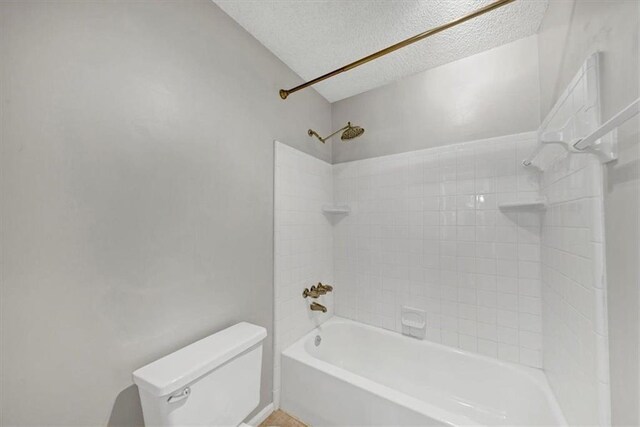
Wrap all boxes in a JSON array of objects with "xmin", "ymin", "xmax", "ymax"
[{"xmin": 132, "ymin": 322, "xmax": 267, "ymax": 396}]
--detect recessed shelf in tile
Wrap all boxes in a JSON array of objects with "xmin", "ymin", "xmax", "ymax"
[
  {"xmin": 498, "ymin": 199, "xmax": 547, "ymax": 210},
  {"xmin": 322, "ymin": 205, "xmax": 350, "ymax": 214}
]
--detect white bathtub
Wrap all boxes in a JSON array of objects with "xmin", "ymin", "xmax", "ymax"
[{"xmin": 281, "ymin": 317, "xmax": 566, "ymax": 426}]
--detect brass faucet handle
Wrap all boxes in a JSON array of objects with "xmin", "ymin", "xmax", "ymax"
[
  {"xmin": 317, "ymin": 282, "xmax": 333, "ymax": 292},
  {"xmin": 302, "ymin": 288, "xmax": 321, "ymax": 299},
  {"xmin": 311, "ymin": 285, "xmax": 327, "ymax": 295}
]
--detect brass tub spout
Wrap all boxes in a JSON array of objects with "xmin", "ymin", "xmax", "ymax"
[{"xmin": 310, "ymin": 302, "xmax": 327, "ymax": 313}]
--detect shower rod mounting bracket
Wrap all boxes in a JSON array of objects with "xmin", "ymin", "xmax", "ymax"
[{"xmin": 523, "ymin": 96, "xmax": 640, "ymax": 168}]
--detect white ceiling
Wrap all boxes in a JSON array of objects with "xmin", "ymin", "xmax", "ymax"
[{"xmin": 215, "ymin": 0, "xmax": 549, "ymax": 103}]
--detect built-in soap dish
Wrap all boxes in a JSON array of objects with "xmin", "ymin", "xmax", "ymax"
[
  {"xmin": 401, "ymin": 306, "xmax": 426, "ymax": 339},
  {"xmin": 498, "ymin": 199, "xmax": 547, "ymax": 210},
  {"xmin": 322, "ymin": 205, "xmax": 350, "ymax": 214}
]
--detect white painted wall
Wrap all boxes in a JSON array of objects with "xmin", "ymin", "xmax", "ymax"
[
  {"xmin": 0, "ymin": 2, "xmax": 331, "ymax": 426},
  {"xmin": 331, "ymin": 35, "xmax": 541, "ymax": 163},
  {"xmin": 332, "ymin": 133, "xmax": 545, "ymax": 367},
  {"xmin": 273, "ymin": 142, "xmax": 333, "ymax": 407},
  {"xmin": 537, "ymin": 1, "xmax": 640, "ymax": 425}
]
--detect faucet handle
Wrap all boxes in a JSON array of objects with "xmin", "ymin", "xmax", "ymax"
[
  {"xmin": 311, "ymin": 284, "xmax": 327, "ymax": 295},
  {"xmin": 317, "ymin": 282, "xmax": 333, "ymax": 292},
  {"xmin": 303, "ymin": 288, "xmax": 321, "ymax": 299}
]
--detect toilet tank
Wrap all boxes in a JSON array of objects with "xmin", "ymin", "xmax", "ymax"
[{"xmin": 133, "ymin": 322, "xmax": 267, "ymax": 427}]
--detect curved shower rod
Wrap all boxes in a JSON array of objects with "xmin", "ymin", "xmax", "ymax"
[{"xmin": 279, "ymin": 0, "xmax": 516, "ymax": 100}]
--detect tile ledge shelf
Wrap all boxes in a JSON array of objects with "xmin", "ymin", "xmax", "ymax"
[
  {"xmin": 322, "ymin": 205, "xmax": 350, "ymax": 214},
  {"xmin": 498, "ymin": 199, "xmax": 547, "ymax": 210}
]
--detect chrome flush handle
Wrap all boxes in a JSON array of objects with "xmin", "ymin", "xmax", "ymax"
[{"xmin": 167, "ymin": 387, "xmax": 191, "ymax": 403}]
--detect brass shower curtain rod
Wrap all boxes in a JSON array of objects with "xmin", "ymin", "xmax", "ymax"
[{"xmin": 279, "ymin": 0, "xmax": 516, "ymax": 100}]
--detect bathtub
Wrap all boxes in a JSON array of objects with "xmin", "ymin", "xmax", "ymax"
[{"xmin": 281, "ymin": 317, "xmax": 566, "ymax": 426}]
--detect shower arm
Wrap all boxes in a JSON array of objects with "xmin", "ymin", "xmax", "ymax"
[
  {"xmin": 308, "ymin": 124, "xmax": 349, "ymax": 143},
  {"xmin": 279, "ymin": 0, "xmax": 516, "ymax": 100}
]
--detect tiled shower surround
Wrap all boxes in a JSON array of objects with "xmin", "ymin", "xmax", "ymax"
[
  {"xmin": 273, "ymin": 142, "xmax": 333, "ymax": 406},
  {"xmin": 535, "ymin": 55, "xmax": 610, "ymax": 426},
  {"xmin": 274, "ymin": 129, "xmax": 609, "ymax": 422},
  {"xmin": 541, "ymin": 153, "xmax": 608, "ymax": 425},
  {"xmin": 273, "ymin": 55, "xmax": 612, "ymax": 425},
  {"xmin": 332, "ymin": 132, "xmax": 545, "ymax": 367}
]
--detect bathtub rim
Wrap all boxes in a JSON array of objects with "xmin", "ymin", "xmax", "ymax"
[{"xmin": 281, "ymin": 316, "xmax": 567, "ymax": 426}]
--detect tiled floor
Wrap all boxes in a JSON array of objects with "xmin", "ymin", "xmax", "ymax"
[{"xmin": 259, "ymin": 410, "xmax": 308, "ymax": 427}]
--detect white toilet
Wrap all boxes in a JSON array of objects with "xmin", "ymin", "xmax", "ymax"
[{"xmin": 132, "ymin": 322, "xmax": 267, "ymax": 427}]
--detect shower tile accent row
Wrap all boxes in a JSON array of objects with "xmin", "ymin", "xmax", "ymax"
[
  {"xmin": 274, "ymin": 142, "xmax": 333, "ymax": 407},
  {"xmin": 332, "ymin": 132, "xmax": 544, "ymax": 368}
]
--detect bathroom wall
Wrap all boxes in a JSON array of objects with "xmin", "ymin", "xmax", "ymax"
[
  {"xmin": 332, "ymin": 132, "xmax": 545, "ymax": 367},
  {"xmin": 537, "ymin": 1, "xmax": 640, "ymax": 424},
  {"xmin": 273, "ymin": 142, "xmax": 334, "ymax": 406},
  {"xmin": 331, "ymin": 35, "xmax": 541, "ymax": 163},
  {"xmin": 0, "ymin": 2, "xmax": 331, "ymax": 426}
]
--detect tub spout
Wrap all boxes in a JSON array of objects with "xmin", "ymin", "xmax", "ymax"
[{"xmin": 310, "ymin": 302, "xmax": 327, "ymax": 313}]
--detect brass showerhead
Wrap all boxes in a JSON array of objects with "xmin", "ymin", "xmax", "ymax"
[
  {"xmin": 341, "ymin": 122, "xmax": 365, "ymax": 140},
  {"xmin": 308, "ymin": 122, "xmax": 365, "ymax": 144}
]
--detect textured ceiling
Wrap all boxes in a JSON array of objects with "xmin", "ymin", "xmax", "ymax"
[{"xmin": 215, "ymin": 0, "xmax": 548, "ymax": 103}]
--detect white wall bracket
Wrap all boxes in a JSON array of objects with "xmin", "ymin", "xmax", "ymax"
[
  {"xmin": 522, "ymin": 54, "xmax": 637, "ymax": 168},
  {"xmin": 570, "ymin": 97, "xmax": 639, "ymax": 163}
]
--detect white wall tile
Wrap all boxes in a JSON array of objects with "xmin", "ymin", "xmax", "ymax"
[
  {"xmin": 498, "ymin": 343, "xmax": 520, "ymax": 363},
  {"xmin": 279, "ymin": 122, "xmax": 609, "ymax": 427},
  {"xmin": 274, "ymin": 142, "xmax": 334, "ymax": 406},
  {"xmin": 332, "ymin": 133, "xmax": 543, "ymax": 367},
  {"xmin": 540, "ymin": 151, "xmax": 610, "ymax": 425},
  {"xmin": 537, "ymin": 56, "xmax": 610, "ymax": 426}
]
